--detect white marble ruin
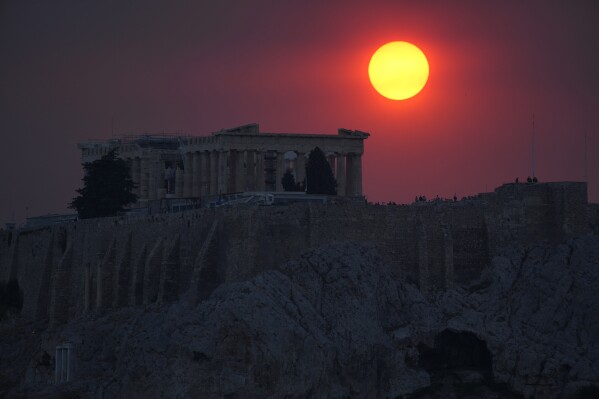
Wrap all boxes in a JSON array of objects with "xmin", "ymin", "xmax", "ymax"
[{"xmin": 78, "ymin": 124, "xmax": 369, "ymax": 204}]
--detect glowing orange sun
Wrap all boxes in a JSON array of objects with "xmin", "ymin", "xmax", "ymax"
[{"xmin": 368, "ymin": 41, "xmax": 429, "ymax": 100}]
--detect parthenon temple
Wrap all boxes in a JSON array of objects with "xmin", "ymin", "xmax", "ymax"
[{"xmin": 78, "ymin": 123, "xmax": 369, "ymax": 204}]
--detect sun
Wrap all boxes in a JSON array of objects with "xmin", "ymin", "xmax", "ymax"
[{"xmin": 368, "ymin": 41, "xmax": 429, "ymax": 100}]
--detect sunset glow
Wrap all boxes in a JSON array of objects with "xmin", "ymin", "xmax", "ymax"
[
  {"xmin": 0, "ymin": 1, "xmax": 598, "ymax": 225},
  {"xmin": 368, "ymin": 41, "xmax": 429, "ymax": 100}
]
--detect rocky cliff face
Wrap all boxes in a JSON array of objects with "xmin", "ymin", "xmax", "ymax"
[
  {"xmin": 1, "ymin": 236, "xmax": 598, "ymax": 398},
  {"xmin": 1, "ymin": 183, "xmax": 591, "ymax": 328}
]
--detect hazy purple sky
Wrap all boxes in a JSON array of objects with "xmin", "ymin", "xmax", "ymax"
[{"xmin": 1, "ymin": 0, "xmax": 598, "ymax": 223}]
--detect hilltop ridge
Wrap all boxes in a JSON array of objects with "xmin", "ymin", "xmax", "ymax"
[
  {"xmin": 1, "ymin": 237, "xmax": 598, "ymax": 398},
  {"xmin": 0, "ymin": 181, "xmax": 598, "ymax": 398}
]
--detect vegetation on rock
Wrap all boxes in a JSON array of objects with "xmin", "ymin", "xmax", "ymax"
[
  {"xmin": 306, "ymin": 146, "xmax": 336, "ymax": 195},
  {"xmin": 282, "ymin": 170, "xmax": 304, "ymax": 192},
  {"xmin": 281, "ymin": 170, "xmax": 297, "ymax": 191},
  {"xmin": 69, "ymin": 150, "xmax": 138, "ymax": 219}
]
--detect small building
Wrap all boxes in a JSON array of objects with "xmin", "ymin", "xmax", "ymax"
[{"xmin": 78, "ymin": 123, "xmax": 369, "ymax": 206}]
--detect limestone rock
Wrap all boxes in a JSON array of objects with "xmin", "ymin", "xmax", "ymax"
[
  {"xmin": 438, "ymin": 236, "xmax": 599, "ymax": 398},
  {"xmin": 1, "ymin": 237, "xmax": 598, "ymax": 399}
]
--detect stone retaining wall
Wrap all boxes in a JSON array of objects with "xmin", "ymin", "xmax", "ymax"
[{"xmin": 0, "ymin": 182, "xmax": 591, "ymax": 327}]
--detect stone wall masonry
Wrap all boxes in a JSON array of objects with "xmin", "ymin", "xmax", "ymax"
[
  {"xmin": 488, "ymin": 182, "xmax": 589, "ymax": 249},
  {"xmin": 0, "ymin": 182, "xmax": 592, "ymax": 327},
  {"xmin": 142, "ymin": 238, "xmax": 163, "ymax": 305},
  {"xmin": 114, "ymin": 234, "xmax": 133, "ymax": 308},
  {"xmin": 34, "ymin": 232, "xmax": 54, "ymax": 321},
  {"xmin": 589, "ymin": 203, "xmax": 599, "ymax": 234},
  {"xmin": 49, "ymin": 241, "xmax": 73, "ymax": 328}
]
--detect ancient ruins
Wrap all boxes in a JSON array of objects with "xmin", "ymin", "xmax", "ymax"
[
  {"xmin": 1, "ymin": 164, "xmax": 598, "ymax": 398},
  {"xmin": 0, "ymin": 180, "xmax": 594, "ymax": 328},
  {"xmin": 78, "ymin": 123, "xmax": 369, "ymax": 203},
  {"xmin": 1, "ymin": 127, "xmax": 598, "ymax": 397}
]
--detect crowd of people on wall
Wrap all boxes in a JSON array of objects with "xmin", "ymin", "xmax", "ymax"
[{"xmin": 515, "ymin": 176, "xmax": 539, "ymax": 184}]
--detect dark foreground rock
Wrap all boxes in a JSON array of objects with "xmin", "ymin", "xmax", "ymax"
[{"xmin": 1, "ymin": 236, "xmax": 598, "ymax": 398}]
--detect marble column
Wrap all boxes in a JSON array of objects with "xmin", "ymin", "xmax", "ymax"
[
  {"xmin": 256, "ymin": 151, "xmax": 265, "ymax": 191},
  {"xmin": 326, "ymin": 154, "xmax": 336, "ymax": 174},
  {"xmin": 148, "ymin": 159, "xmax": 157, "ymax": 200},
  {"xmin": 275, "ymin": 151, "xmax": 283, "ymax": 192},
  {"xmin": 210, "ymin": 151, "xmax": 219, "ymax": 195},
  {"xmin": 139, "ymin": 157, "xmax": 149, "ymax": 201},
  {"xmin": 336, "ymin": 153, "xmax": 346, "ymax": 196},
  {"xmin": 345, "ymin": 154, "xmax": 354, "ymax": 196},
  {"xmin": 131, "ymin": 158, "xmax": 141, "ymax": 198},
  {"xmin": 218, "ymin": 150, "xmax": 228, "ymax": 194},
  {"xmin": 192, "ymin": 152, "xmax": 201, "ymax": 197},
  {"xmin": 235, "ymin": 150, "xmax": 246, "ymax": 192},
  {"xmin": 225, "ymin": 150, "xmax": 235, "ymax": 193},
  {"xmin": 245, "ymin": 150, "xmax": 256, "ymax": 191},
  {"xmin": 200, "ymin": 151, "xmax": 210, "ymax": 196},
  {"xmin": 175, "ymin": 165, "xmax": 184, "ymax": 198},
  {"xmin": 296, "ymin": 152, "xmax": 306, "ymax": 189},
  {"xmin": 183, "ymin": 153, "xmax": 192, "ymax": 197},
  {"xmin": 354, "ymin": 153, "xmax": 362, "ymax": 196},
  {"xmin": 155, "ymin": 160, "xmax": 166, "ymax": 199}
]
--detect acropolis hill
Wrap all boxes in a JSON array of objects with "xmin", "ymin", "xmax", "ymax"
[
  {"xmin": 0, "ymin": 179, "xmax": 596, "ymax": 327},
  {"xmin": 1, "ymin": 126, "xmax": 599, "ymax": 398}
]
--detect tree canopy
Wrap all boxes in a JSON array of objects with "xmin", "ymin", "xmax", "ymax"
[
  {"xmin": 306, "ymin": 147, "xmax": 337, "ymax": 195},
  {"xmin": 281, "ymin": 170, "xmax": 297, "ymax": 192},
  {"xmin": 281, "ymin": 169, "xmax": 304, "ymax": 192},
  {"xmin": 69, "ymin": 150, "xmax": 138, "ymax": 219}
]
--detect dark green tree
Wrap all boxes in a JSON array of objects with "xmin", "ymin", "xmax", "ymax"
[
  {"xmin": 69, "ymin": 150, "xmax": 138, "ymax": 219},
  {"xmin": 281, "ymin": 170, "xmax": 297, "ymax": 191},
  {"xmin": 306, "ymin": 146, "xmax": 337, "ymax": 195}
]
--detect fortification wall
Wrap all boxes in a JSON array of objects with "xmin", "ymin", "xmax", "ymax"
[
  {"xmin": 0, "ymin": 182, "xmax": 591, "ymax": 327},
  {"xmin": 587, "ymin": 203, "xmax": 599, "ymax": 234},
  {"xmin": 488, "ymin": 182, "xmax": 588, "ymax": 246}
]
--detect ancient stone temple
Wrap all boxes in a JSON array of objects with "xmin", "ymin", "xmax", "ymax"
[{"xmin": 78, "ymin": 124, "xmax": 369, "ymax": 204}]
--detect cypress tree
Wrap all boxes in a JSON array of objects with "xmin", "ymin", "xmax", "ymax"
[
  {"xmin": 306, "ymin": 147, "xmax": 337, "ymax": 195},
  {"xmin": 282, "ymin": 170, "xmax": 297, "ymax": 191},
  {"xmin": 69, "ymin": 150, "xmax": 138, "ymax": 218}
]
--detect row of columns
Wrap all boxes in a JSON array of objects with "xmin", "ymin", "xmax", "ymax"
[
  {"xmin": 128, "ymin": 150, "xmax": 363, "ymax": 202},
  {"xmin": 182, "ymin": 150, "xmax": 272, "ymax": 196},
  {"xmin": 332, "ymin": 152, "xmax": 362, "ymax": 196},
  {"xmin": 129, "ymin": 157, "xmax": 166, "ymax": 202}
]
